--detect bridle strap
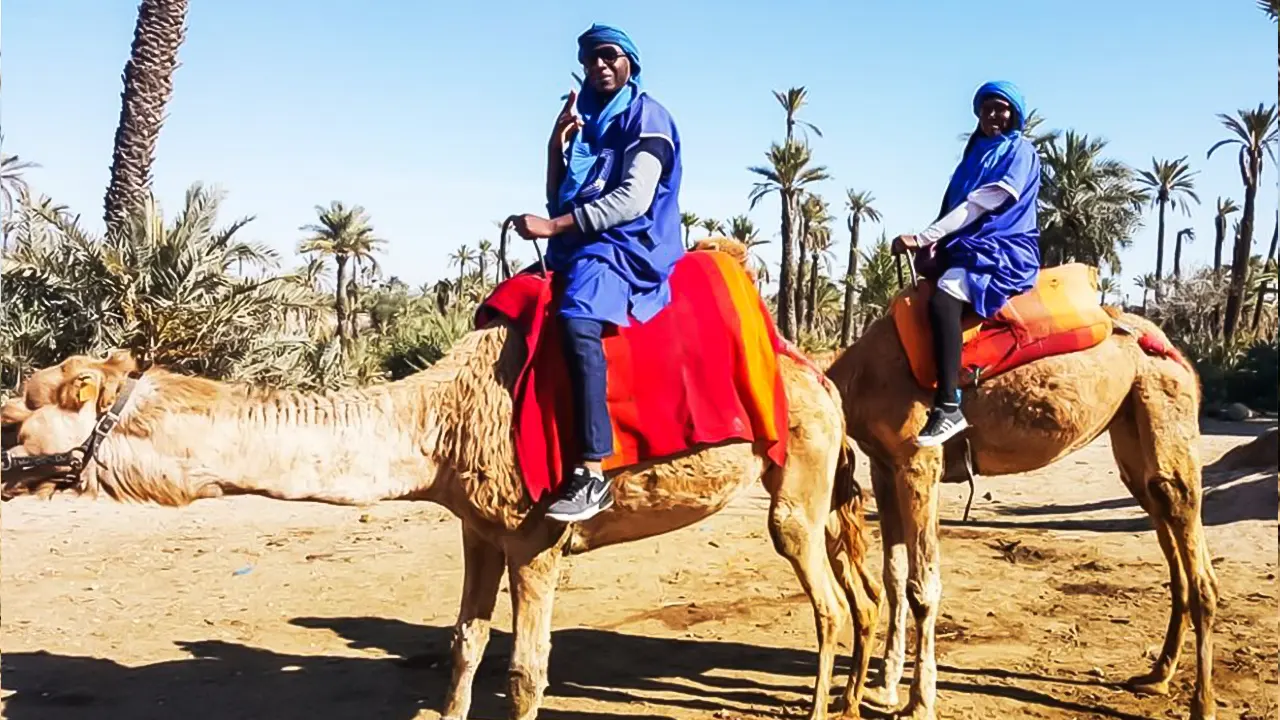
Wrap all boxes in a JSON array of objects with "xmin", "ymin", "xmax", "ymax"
[{"xmin": 1, "ymin": 377, "xmax": 137, "ymax": 488}]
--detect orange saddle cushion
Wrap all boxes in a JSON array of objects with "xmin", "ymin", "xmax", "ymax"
[{"xmin": 891, "ymin": 263, "xmax": 1114, "ymax": 390}]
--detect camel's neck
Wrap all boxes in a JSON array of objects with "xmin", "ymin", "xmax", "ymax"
[{"xmin": 95, "ymin": 369, "xmax": 454, "ymax": 506}]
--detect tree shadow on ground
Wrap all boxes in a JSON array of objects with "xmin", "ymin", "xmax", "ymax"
[{"xmin": 1, "ymin": 616, "xmax": 1159, "ymax": 720}]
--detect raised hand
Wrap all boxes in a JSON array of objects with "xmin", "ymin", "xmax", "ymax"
[{"xmin": 550, "ymin": 89, "xmax": 583, "ymax": 149}]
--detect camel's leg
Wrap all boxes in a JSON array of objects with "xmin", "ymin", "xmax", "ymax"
[
  {"xmin": 506, "ymin": 541, "xmax": 563, "ymax": 720},
  {"xmin": 1113, "ymin": 376, "xmax": 1219, "ymax": 720},
  {"xmin": 442, "ymin": 527, "xmax": 506, "ymax": 720},
  {"xmin": 862, "ymin": 455, "xmax": 908, "ymax": 712},
  {"xmin": 827, "ymin": 510, "xmax": 881, "ymax": 719},
  {"xmin": 767, "ymin": 443, "xmax": 849, "ymax": 720},
  {"xmin": 1108, "ymin": 430, "xmax": 1189, "ymax": 694},
  {"xmin": 897, "ymin": 454, "xmax": 943, "ymax": 720}
]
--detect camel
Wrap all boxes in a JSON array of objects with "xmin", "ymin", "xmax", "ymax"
[
  {"xmin": 825, "ymin": 304, "xmax": 1220, "ymax": 720},
  {"xmin": 1, "ymin": 245, "xmax": 882, "ymax": 720}
]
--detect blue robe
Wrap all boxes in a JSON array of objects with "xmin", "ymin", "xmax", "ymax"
[
  {"xmin": 546, "ymin": 92, "xmax": 684, "ymax": 327},
  {"xmin": 936, "ymin": 132, "xmax": 1042, "ymax": 319}
]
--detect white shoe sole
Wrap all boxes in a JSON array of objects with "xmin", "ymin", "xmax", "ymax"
[
  {"xmin": 916, "ymin": 417, "xmax": 969, "ymax": 448},
  {"xmin": 545, "ymin": 495, "xmax": 615, "ymax": 523}
]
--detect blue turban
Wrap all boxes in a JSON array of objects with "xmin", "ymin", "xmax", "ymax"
[
  {"xmin": 972, "ymin": 81, "xmax": 1026, "ymax": 131},
  {"xmin": 577, "ymin": 23, "xmax": 641, "ymax": 80}
]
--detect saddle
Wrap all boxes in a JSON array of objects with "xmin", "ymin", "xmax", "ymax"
[
  {"xmin": 890, "ymin": 263, "xmax": 1114, "ymax": 391},
  {"xmin": 476, "ymin": 247, "xmax": 793, "ymax": 502}
]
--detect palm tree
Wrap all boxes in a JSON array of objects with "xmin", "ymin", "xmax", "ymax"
[
  {"xmin": 748, "ymin": 140, "xmax": 829, "ymax": 340},
  {"xmin": 297, "ymin": 201, "xmax": 385, "ymax": 347},
  {"xmin": 680, "ymin": 212, "xmax": 700, "ymax": 248},
  {"xmin": 1, "ymin": 139, "xmax": 40, "ymax": 252},
  {"xmin": 1097, "ymin": 275, "xmax": 1118, "ymax": 305},
  {"xmin": 102, "ymin": 0, "xmax": 190, "ymax": 241},
  {"xmin": 773, "ymin": 87, "xmax": 822, "ymax": 142},
  {"xmin": 727, "ymin": 215, "xmax": 770, "ymax": 286},
  {"xmin": 476, "ymin": 239, "xmax": 495, "ymax": 285},
  {"xmin": 699, "ymin": 217, "xmax": 724, "ymax": 238},
  {"xmin": 1207, "ymin": 104, "xmax": 1279, "ymax": 341},
  {"xmin": 1213, "ymin": 197, "xmax": 1240, "ymax": 275},
  {"xmin": 1135, "ymin": 157, "xmax": 1199, "ymax": 292},
  {"xmin": 1261, "ymin": 1, "xmax": 1279, "ymax": 102},
  {"xmin": 855, "ymin": 233, "xmax": 899, "ymax": 332},
  {"xmin": 841, "ymin": 189, "xmax": 881, "ymax": 345},
  {"xmin": 1252, "ymin": 213, "xmax": 1279, "ymax": 332},
  {"xmin": 1172, "ymin": 227, "xmax": 1195, "ymax": 279},
  {"xmin": 802, "ymin": 195, "xmax": 833, "ymax": 331},
  {"xmin": 1037, "ymin": 131, "xmax": 1148, "ymax": 273},
  {"xmin": 449, "ymin": 244, "xmax": 477, "ymax": 284},
  {"xmin": 1135, "ymin": 273, "xmax": 1159, "ymax": 312}
]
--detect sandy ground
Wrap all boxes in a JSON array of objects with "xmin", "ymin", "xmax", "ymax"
[{"xmin": 1, "ymin": 420, "xmax": 1276, "ymax": 720}]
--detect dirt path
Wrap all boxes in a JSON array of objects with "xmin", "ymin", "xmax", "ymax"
[{"xmin": 2, "ymin": 421, "xmax": 1276, "ymax": 720}]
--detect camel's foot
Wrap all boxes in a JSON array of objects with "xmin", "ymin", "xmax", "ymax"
[
  {"xmin": 896, "ymin": 698, "xmax": 935, "ymax": 720},
  {"xmin": 1124, "ymin": 670, "xmax": 1172, "ymax": 697},
  {"xmin": 1191, "ymin": 696, "xmax": 1216, "ymax": 720},
  {"xmin": 861, "ymin": 684, "xmax": 900, "ymax": 711}
]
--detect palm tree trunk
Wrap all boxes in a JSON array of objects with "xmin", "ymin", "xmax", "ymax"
[
  {"xmin": 347, "ymin": 277, "xmax": 361, "ymax": 340},
  {"xmin": 102, "ymin": 0, "xmax": 189, "ymax": 240},
  {"xmin": 776, "ymin": 194, "xmax": 797, "ymax": 340},
  {"xmin": 1212, "ymin": 214, "xmax": 1227, "ymax": 337},
  {"xmin": 1250, "ymin": 217, "xmax": 1279, "ymax": 332},
  {"xmin": 1225, "ymin": 182, "xmax": 1258, "ymax": 342},
  {"xmin": 1173, "ymin": 233, "xmax": 1184, "ymax": 279},
  {"xmin": 840, "ymin": 217, "xmax": 861, "ymax": 346},
  {"xmin": 805, "ymin": 252, "xmax": 819, "ymax": 331},
  {"xmin": 795, "ymin": 234, "xmax": 808, "ymax": 334},
  {"xmin": 334, "ymin": 254, "xmax": 349, "ymax": 345},
  {"xmin": 1154, "ymin": 199, "xmax": 1167, "ymax": 299},
  {"xmin": 683, "ymin": 225, "xmax": 691, "ymax": 249}
]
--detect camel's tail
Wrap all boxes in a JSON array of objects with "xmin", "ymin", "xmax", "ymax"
[{"xmin": 831, "ymin": 433, "xmax": 870, "ymax": 568}]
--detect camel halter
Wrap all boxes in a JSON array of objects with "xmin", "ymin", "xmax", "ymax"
[{"xmin": 1, "ymin": 377, "xmax": 137, "ymax": 492}]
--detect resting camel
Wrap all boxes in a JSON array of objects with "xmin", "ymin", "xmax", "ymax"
[
  {"xmin": 1, "ymin": 244, "xmax": 882, "ymax": 720},
  {"xmin": 825, "ymin": 304, "xmax": 1219, "ymax": 720}
]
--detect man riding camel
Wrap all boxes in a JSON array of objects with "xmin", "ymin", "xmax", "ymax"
[
  {"xmin": 511, "ymin": 23, "xmax": 684, "ymax": 522},
  {"xmin": 892, "ymin": 80, "xmax": 1042, "ymax": 447}
]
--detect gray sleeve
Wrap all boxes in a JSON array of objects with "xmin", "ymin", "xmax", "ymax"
[{"xmin": 571, "ymin": 147, "xmax": 663, "ymax": 233}]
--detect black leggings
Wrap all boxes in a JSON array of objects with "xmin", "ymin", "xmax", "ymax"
[{"xmin": 928, "ymin": 288, "xmax": 964, "ymax": 407}]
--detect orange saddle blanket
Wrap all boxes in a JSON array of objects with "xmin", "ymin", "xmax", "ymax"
[
  {"xmin": 475, "ymin": 249, "xmax": 793, "ymax": 502},
  {"xmin": 891, "ymin": 263, "xmax": 1113, "ymax": 390}
]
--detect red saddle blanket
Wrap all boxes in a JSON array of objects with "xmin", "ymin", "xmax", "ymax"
[
  {"xmin": 476, "ymin": 249, "xmax": 792, "ymax": 502},
  {"xmin": 891, "ymin": 263, "xmax": 1114, "ymax": 390}
]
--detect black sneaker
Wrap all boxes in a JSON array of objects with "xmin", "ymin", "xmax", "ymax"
[
  {"xmin": 545, "ymin": 466, "xmax": 614, "ymax": 523},
  {"xmin": 917, "ymin": 404, "xmax": 968, "ymax": 448}
]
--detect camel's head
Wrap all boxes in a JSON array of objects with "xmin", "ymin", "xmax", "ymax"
[{"xmin": 2, "ymin": 350, "xmax": 141, "ymax": 500}]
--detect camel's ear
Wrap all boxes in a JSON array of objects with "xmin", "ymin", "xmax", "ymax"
[
  {"xmin": 103, "ymin": 348, "xmax": 145, "ymax": 376},
  {"xmin": 60, "ymin": 370, "xmax": 104, "ymax": 412}
]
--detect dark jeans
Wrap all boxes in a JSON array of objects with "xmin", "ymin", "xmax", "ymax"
[
  {"xmin": 928, "ymin": 287, "xmax": 964, "ymax": 407},
  {"xmin": 560, "ymin": 316, "xmax": 614, "ymax": 462}
]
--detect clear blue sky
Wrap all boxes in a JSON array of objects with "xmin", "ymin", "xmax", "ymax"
[{"xmin": 5, "ymin": 0, "xmax": 1277, "ymax": 304}]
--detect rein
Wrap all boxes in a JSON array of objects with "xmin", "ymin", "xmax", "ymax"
[{"xmin": 1, "ymin": 378, "xmax": 137, "ymax": 491}]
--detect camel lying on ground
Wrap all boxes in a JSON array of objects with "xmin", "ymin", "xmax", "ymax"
[
  {"xmin": 825, "ymin": 305, "xmax": 1219, "ymax": 720},
  {"xmin": 1, "ymin": 248, "xmax": 881, "ymax": 720}
]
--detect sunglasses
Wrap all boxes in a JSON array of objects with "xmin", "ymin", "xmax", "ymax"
[{"xmin": 584, "ymin": 46, "xmax": 625, "ymax": 64}]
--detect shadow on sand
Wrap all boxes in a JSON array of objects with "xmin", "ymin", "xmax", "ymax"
[{"xmin": 2, "ymin": 616, "xmax": 1155, "ymax": 720}]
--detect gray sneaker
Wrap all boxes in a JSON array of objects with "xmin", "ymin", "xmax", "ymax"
[
  {"xmin": 916, "ymin": 404, "xmax": 968, "ymax": 448},
  {"xmin": 545, "ymin": 467, "xmax": 614, "ymax": 523}
]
